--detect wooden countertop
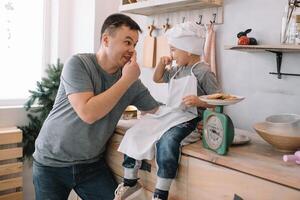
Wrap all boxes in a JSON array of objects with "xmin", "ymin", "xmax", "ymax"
[{"xmin": 115, "ymin": 120, "xmax": 300, "ymax": 190}]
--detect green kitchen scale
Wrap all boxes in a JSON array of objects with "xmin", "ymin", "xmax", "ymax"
[{"xmin": 200, "ymin": 95, "xmax": 245, "ymax": 155}]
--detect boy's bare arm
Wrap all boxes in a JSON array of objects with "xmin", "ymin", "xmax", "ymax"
[
  {"xmin": 153, "ymin": 56, "xmax": 172, "ymax": 83},
  {"xmin": 182, "ymin": 95, "xmax": 215, "ymax": 109}
]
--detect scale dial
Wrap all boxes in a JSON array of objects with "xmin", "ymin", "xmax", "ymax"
[{"xmin": 204, "ymin": 115, "xmax": 224, "ymax": 150}]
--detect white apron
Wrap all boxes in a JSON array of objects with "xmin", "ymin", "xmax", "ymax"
[{"xmin": 118, "ymin": 62, "xmax": 200, "ymax": 160}]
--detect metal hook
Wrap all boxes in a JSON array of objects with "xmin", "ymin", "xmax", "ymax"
[
  {"xmin": 165, "ymin": 18, "xmax": 170, "ymax": 26},
  {"xmin": 182, "ymin": 16, "xmax": 186, "ymax": 23},
  {"xmin": 210, "ymin": 13, "xmax": 217, "ymax": 24},
  {"xmin": 148, "ymin": 20, "xmax": 156, "ymax": 37},
  {"xmin": 196, "ymin": 15, "xmax": 203, "ymax": 25},
  {"xmin": 162, "ymin": 18, "xmax": 170, "ymax": 32}
]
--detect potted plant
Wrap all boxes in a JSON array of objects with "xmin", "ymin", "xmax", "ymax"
[{"xmin": 18, "ymin": 59, "xmax": 63, "ymax": 160}]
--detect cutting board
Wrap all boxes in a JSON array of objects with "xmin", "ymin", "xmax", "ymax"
[
  {"xmin": 142, "ymin": 25, "xmax": 156, "ymax": 68},
  {"xmin": 155, "ymin": 23, "xmax": 171, "ymax": 66}
]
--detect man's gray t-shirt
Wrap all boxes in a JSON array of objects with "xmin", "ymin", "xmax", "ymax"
[
  {"xmin": 33, "ymin": 53, "xmax": 159, "ymax": 167},
  {"xmin": 163, "ymin": 62, "xmax": 221, "ymax": 115}
]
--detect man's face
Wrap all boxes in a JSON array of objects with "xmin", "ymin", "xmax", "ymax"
[{"xmin": 103, "ymin": 26, "xmax": 139, "ymax": 68}]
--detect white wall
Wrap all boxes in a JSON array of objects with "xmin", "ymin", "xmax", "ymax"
[
  {"xmin": 62, "ymin": 0, "xmax": 300, "ymax": 132},
  {"xmin": 94, "ymin": 0, "xmax": 119, "ymax": 51},
  {"xmin": 55, "ymin": 0, "xmax": 95, "ymax": 62},
  {"xmin": 216, "ymin": 0, "xmax": 300, "ymax": 130},
  {"xmin": 129, "ymin": 0, "xmax": 300, "ymax": 130}
]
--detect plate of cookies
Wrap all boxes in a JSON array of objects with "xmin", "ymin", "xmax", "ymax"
[{"xmin": 199, "ymin": 93, "xmax": 245, "ymax": 106}]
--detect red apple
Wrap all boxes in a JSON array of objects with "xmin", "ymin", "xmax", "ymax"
[{"xmin": 238, "ymin": 36, "xmax": 250, "ymax": 45}]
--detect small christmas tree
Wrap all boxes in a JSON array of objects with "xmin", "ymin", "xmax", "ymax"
[{"xmin": 18, "ymin": 59, "xmax": 63, "ymax": 160}]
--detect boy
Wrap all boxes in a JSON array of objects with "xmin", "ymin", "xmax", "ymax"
[{"xmin": 115, "ymin": 22, "xmax": 221, "ymax": 200}]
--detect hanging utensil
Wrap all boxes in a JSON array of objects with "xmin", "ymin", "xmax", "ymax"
[
  {"xmin": 142, "ymin": 22, "xmax": 156, "ymax": 68},
  {"xmin": 155, "ymin": 18, "xmax": 172, "ymax": 67}
]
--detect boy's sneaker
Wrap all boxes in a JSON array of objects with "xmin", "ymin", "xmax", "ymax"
[
  {"xmin": 114, "ymin": 182, "xmax": 143, "ymax": 200},
  {"xmin": 152, "ymin": 197, "xmax": 162, "ymax": 200}
]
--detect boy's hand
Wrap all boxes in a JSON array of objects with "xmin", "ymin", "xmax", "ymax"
[
  {"xmin": 182, "ymin": 95, "xmax": 207, "ymax": 108},
  {"xmin": 158, "ymin": 56, "xmax": 172, "ymax": 67}
]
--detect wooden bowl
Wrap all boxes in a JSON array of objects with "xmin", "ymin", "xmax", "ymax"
[
  {"xmin": 128, "ymin": 0, "xmax": 137, "ymax": 3},
  {"xmin": 254, "ymin": 122, "xmax": 300, "ymax": 152},
  {"xmin": 122, "ymin": 105, "xmax": 138, "ymax": 120}
]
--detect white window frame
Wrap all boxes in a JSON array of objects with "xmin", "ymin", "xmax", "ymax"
[{"xmin": 0, "ymin": 0, "xmax": 51, "ymax": 108}]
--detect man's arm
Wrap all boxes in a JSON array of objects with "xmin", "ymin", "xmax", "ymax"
[{"xmin": 68, "ymin": 54, "xmax": 140, "ymax": 124}]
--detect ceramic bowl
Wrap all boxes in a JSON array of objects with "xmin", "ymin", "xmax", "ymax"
[
  {"xmin": 264, "ymin": 114, "xmax": 300, "ymax": 135},
  {"xmin": 266, "ymin": 113, "xmax": 300, "ymax": 125}
]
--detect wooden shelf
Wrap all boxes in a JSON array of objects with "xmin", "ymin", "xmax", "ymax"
[
  {"xmin": 119, "ymin": 0, "xmax": 223, "ymax": 16},
  {"xmin": 225, "ymin": 45, "xmax": 300, "ymax": 53},
  {"xmin": 225, "ymin": 45, "xmax": 300, "ymax": 79}
]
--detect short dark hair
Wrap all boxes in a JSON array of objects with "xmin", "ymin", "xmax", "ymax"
[{"xmin": 101, "ymin": 13, "xmax": 142, "ymax": 38}]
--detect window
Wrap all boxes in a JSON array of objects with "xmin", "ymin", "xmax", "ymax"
[{"xmin": 0, "ymin": 0, "xmax": 44, "ymax": 106}]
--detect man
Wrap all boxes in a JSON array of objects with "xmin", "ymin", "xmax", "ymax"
[{"xmin": 32, "ymin": 13, "xmax": 159, "ymax": 200}]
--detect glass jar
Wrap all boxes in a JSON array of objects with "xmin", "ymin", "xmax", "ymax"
[
  {"xmin": 280, "ymin": 1, "xmax": 300, "ymax": 44},
  {"xmin": 281, "ymin": 5, "xmax": 289, "ymax": 44},
  {"xmin": 288, "ymin": 15, "xmax": 297, "ymax": 44},
  {"xmin": 295, "ymin": 15, "xmax": 300, "ymax": 44}
]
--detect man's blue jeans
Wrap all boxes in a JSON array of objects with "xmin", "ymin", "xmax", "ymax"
[
  {"xmin": 123, "ymin": 117, "xmax": 200, "ymax": 179},
  {"xmin": 33, "ymin": 157, "xmax": 117, "ymax": 200}
]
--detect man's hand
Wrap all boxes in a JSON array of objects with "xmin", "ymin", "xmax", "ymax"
[{"xmin": 122, "ymin": 51, "xmax": 140, "ymax": 85}]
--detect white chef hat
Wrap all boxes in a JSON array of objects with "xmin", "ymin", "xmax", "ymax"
[{"xmin": 165, "ymin": 22, "xmax": 206, "ymax": 55}]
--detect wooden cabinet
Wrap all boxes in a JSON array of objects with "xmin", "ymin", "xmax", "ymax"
[
  {"xmin": 119, "ymin": 0, "xmax": 223, "ymax": 16},
  {"xmin": 187, "ymin": 157, "xmax": 300, "ymax": 199},
  {"xmin": 106, "ymin": 120, "xmax": 300, "ymax": 200}
]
